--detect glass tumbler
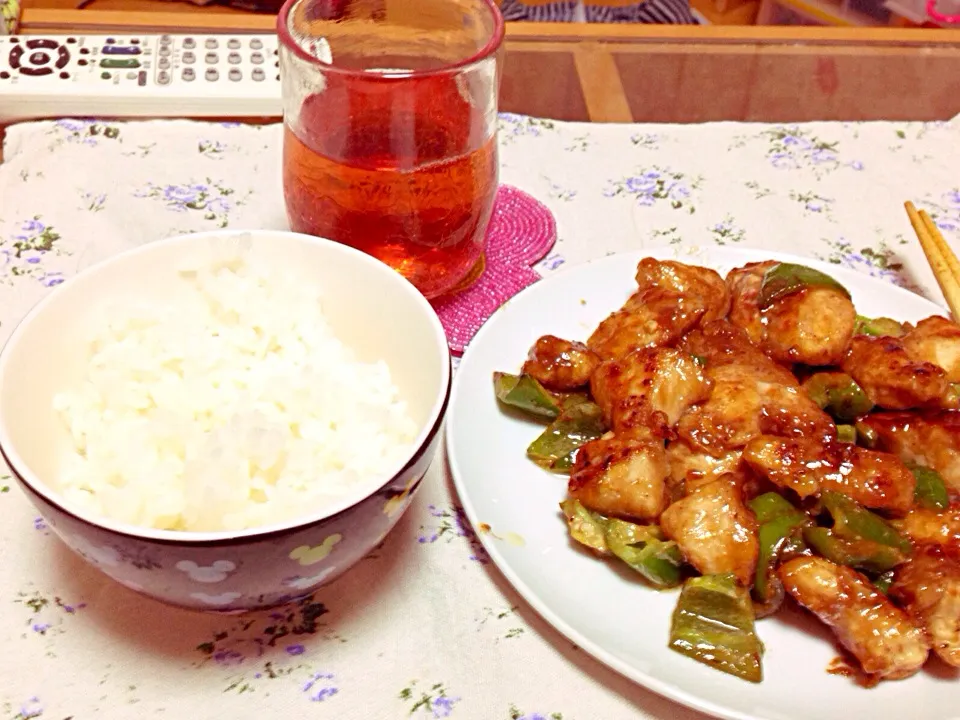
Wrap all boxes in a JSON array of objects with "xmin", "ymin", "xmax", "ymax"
[{"xmin": 278, "ymin": 0, "xmax": 505, "ymax": 299}]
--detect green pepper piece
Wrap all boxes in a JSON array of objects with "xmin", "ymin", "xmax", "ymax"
[
  {"xmin": 749, "ymin": 492, "xmax": 804, "ymax": 524},
  {"xmin": 749, "ymin": 493, "xmax": 809, "ymax": 604},
  {"xmin": 854, "ymin": 315, "xmax": 906, "ymax": 338},
  {"xmin": 873, "ymin": 569, "xmax": 896, "ymax": 594},
  {"xmin": 836, "ymin": 425, "xmax": 857, "ymax": 444},
  {"xmin": 803, "ymin": 526, "xmax": 906, "ymax": 573},
  {"xmin": 493, "ymin": 372, "xmax": 561, "ymax": 420},
  {"xmin": 801, "ymin": 372, "xmax": 874, "ymax": 422},
  {"xmin": 559, "ymin": 499, "xmax": 609, "ymax": 554},
  {"xmin": 821, "ymin": 491, "xmax": 912, "ymax": 553},
  {"xmin": 669, "ymin": 574, "xmax": 764, "ymax": 683},
  {"xmin": 526, "ymin": 401, "xmax": 606, "ymax": 472},
  {"xmin": 605, "ymin": 519, "xmax": 684, "ymax": 588},
  {"xmin": 757, "ymin": 262, "xmax": 851, "ymax": 309},
  {"xmin": 909, "ymin": 464, "xmax": 950, "ymax": 511}
]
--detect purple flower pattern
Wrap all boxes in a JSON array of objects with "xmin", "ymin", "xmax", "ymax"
[
  {"xmin": 417, "ymin": 505, "xmax": 489, "ymax": 564},
  {"xmin": 605, "ymin": 167, "xmax": 699, "ymax": 213},
  {"xmin": 134, "ymin": 180, "xmax": 241, "ymax": 228},
  {"xmin": 1, "ymin": 217, "xmax": 67, "ymax": 286}
]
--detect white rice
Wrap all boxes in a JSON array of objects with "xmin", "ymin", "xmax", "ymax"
[{"xmin": 52, "ymin": 252, "xmax": 418, "ymax": 532}]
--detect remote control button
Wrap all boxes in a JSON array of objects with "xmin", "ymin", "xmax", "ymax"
[
  {"xmin": 138, "ymin": 70, "xmax": 147, "ymax": 86},
  {"xmin": 105, "ymin": 37, "xmax": 116, "ymax": 44},
  {"xmin": 205, "ymin": 38, "xmax": 219, "ymax": 49},
  {"xmin": 9, "ymin": 37, "xmax": 18, "ymax": 43},
  {"xmin": 78, "ymin": 59, "xmax": 88, "ymax": 67},
  {"xmin": 126, "ymin": 71, "xmax": 137, "ymax": 79},
  {"xmin": 0, "ymin": 71, "xmax": 9, "ymax": 80},
  {"xmin": 20, "ymin": 66, "xmax": 54, "ymax": 77},
  {"xmin": 183, "ymin": 38, "xmax": 196, "ymax": 49},
  {"xmin": 159, "ymin": 47, "xmax": 171, "ymax": 57},
  {"xmin": 26, "ymin": 39, "xmax": 59, "ymax": 50},
  {"xmin": 182, "ymin": 67, "xmax": 196, "ymax": 81},
  {"xmin": 276, "ymin": 73, "xmax": 281, "ymax": 81},
  {"xmin": 8, "ymin": 46, "xmax": 23, "ymax": 69},
  {"xmin": 205, "ymin": 53, "xmax": 219, "ymax": 65},
  {"xmin": 183, "ymin": 51, "xmax": 196, "ymax": 64},
  {"xmin": 131, "ymin": 38, "xmax": 141, "ymax": 45},
  {"xmin": 250, "ymin": 38, "xmax": 263, "ymax": 49},
  {"xmin": 160, "ymin": 35, "xmax": 172, "ymax": 43},
  {"xmin": 229, "ymin": 68, "xmax": 242, "ymax": 81},
  {"xmin": 56, "ymin": 47, "xmax": 70, "ymax": 68},
  {"xmin": 66, "ymin": 37, "xmax": 77, "ymax": 44},
  {"xmin": 100, "ymin": 58, "xmax": 140, "ymax": 69},
  {"xmin": 157, "ymin": 70, "xmax": 171, "ymax": 85},
  {"xmin": 159, "ymin": 58, "xmax": 170, "ymax": 70},
  {"xmin": 252, "ymin": 68, "xmax": 265, "ymax": 82},
  {"xmin": 28, "ymin": 51, "xmax": 50, "ymax": 66},
  {"xmin": 103, "ymin": 46, "xmax": 142, "ymax": 56},
  {"xmin": 228, "ymin": 38, "xmax": 241, "ymax": 49},
  {"xmin": 79, "ymin": 47, "xmax": 90, "ymax": 55},
  {"xmin": 205, "ymin": 68, "xmax": 219, "ymax": 81},
  {"xmin": 101, "ymin": 71, "xmax": 111, "ymax": 79},
  {"xmin": 60, "ymin": 71, "xmax": 70, "ymax": 79},
  {"xmin": 251, "ymin": 52, "xmax": 264, "ymax": 65},
  {"xmin": 228, "ymin": 52, "xmax": 241, "ymax": 65}
]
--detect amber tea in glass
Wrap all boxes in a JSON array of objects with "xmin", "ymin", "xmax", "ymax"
[{"xmin": 278, "ymin": 0, "xmax": 504, "ymax": 299}]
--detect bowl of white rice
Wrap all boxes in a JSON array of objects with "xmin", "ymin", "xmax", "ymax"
[{"xmin": 0, "ymin": 230, "xmax": 451, "ymax": 612}]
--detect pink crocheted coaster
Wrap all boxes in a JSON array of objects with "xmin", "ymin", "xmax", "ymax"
[{"xmin": 432, "ymin": 185, "xmax": 557, "ymax": 355}]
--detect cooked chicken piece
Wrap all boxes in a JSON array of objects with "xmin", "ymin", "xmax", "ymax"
[
  {"xmin": 568, "ymin": 433, "xmax": 669, "ymax": 521},
  {"xmin": 779, "ymin": 556, "xmax": 929, "ymax": 681},
  {"xmin": 726, "ymin": 262, "xmax": 855, "ymax": 366},
  {"xmin": 588, "ymin": 290, "xmax": 704, "ymax": 361},
  {"xmin": 633, "ymin": 258, "xmax": 731, "ymax": 324},
  {"xmin": 659, "ymin": 475, "xmax": 758, "ymax": 586},
  {"xmin": 522, "ymin": 335, "xmax": 601, "ymax": 391},
  {"xmin": 902, "ymin": 316, "xmax": 960, "ymax": 382},
  {"xmin": 895, "ymin": 507, "xmax": 960, "ymax": 550},
  {"xmin": 842, "ymin": 336, "xmax": 959, "ymax": 411},
  {"xmin": 742, "ymin": 435, "xmax": 915, "ymax": 515},
  {"xmin": 761, "ymin": 286, "xmax": 856, "ymax": 366},
  {"xmin": 725, "ymin": 261, "xmax": 772, "ymax": 347},
  {"xmin": 666, "ymin": 441, "xmax": 744, "ymax": 493},
  {"xmin": 676, "ymin": 323, "xmax": 835, "ymax": 456},
  {"xmin": 858, "ymin": 411, "xmax": 960, "ymax": 494},
  {"xmin": 590, "ymin": 348, "xmax": 710, "ymax": 437},
  {"xmin": 890, "ymin": 546, "xmax": 960, "ymax": 667}
]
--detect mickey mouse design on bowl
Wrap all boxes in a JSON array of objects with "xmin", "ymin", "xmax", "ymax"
[{"xmin": 0, "ymin": 230, "xmax": 452, "ymax": 612}]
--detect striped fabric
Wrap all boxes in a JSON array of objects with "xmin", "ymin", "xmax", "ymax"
[{"xmin": 497, "ymin": 0, "xmax": 698, "ymax": 23}]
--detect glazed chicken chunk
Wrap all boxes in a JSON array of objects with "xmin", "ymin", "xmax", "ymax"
[
  {"xmin": 676, "ymin": 322, "xmax": 835, "ymax": 456},
  {"xmin": 858, "ymin": 411, "xmax": 960, "ymax": 493},
  {"xmin": 890, "ymin": 546, "xmax": 960, "ymax": 667},
  {"xmin": 901, "ymin": 316, "xmax": 960, "ymax": 382},
  {"xmin": 633, "ymin": 258, "xmax": 731, "ymax": 324},
  {"xmin": 568, "ymin": 433, "xmax": 670, "ymax": 522},
  {"xmin": 895, "ymin": 507, "xmax": 960, "ymax": 551},
  {"xmin": 666, "ymin": 441, "xmax": 748, "ymax": 496},
  {"xmin": 726, "ymin": 262, "xmax": 856, "ymax": 366},
  {"xmin": 742, "ymin": 435, "xmax": 915, "ymax": 515},
  {"xmin": 779, "ymin": 557, "xmax": 930, "ymax": 681},
  {"xmin": 842, "ymin": 336, "xmax": 959, "ymax": 411},
  {"xmin": 587, "ymin": 259, "xmax": 730, "ymax": 361},
  {"xmin": 522, "ymin": 335, "xmax": 601, "ymax": 391},
  {"xmin": 590, "ymin": 347, "xmax": 710, "ymax": 437},
  {"xmin": 659, "ymin": 475, "xmax": 759, "ymax": 586}
]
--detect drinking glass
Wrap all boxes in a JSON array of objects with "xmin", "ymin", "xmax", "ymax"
[{"xmin": 278, "ymin": 0, "xmax": 505, "ymax": 299}]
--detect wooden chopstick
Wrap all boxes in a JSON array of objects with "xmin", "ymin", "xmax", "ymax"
[{"xmin": 905, "ymin": 201, "xmax": 960, "ymax": 320}]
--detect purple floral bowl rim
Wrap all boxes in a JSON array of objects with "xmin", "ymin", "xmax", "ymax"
[{"xmin": 0, "ymin": 229, "xmax": 453, "ymax": 547}]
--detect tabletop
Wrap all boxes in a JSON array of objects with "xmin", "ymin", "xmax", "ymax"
[{"xmin": 1, "ymin": 108, "xmax": 959, "ymax": 719}]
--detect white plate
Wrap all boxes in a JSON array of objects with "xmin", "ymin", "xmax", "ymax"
[{"xmin": 446, "ymin": 246, "xmax": 959, "ymax": 720}]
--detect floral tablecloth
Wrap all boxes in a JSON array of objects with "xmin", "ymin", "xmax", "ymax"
[{"xmin": 1, "ymin": 114, "xmax": 959, "ymax": 720}]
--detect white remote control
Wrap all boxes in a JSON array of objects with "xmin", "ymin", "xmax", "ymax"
[{"xmin": 0, "ymin": 34, "xmax": 283, "ymax": 123}]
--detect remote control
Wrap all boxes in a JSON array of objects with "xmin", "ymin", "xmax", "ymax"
[{"xmin": 0, "ymin": 34, "xmax": 283, "ymax": 122}]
